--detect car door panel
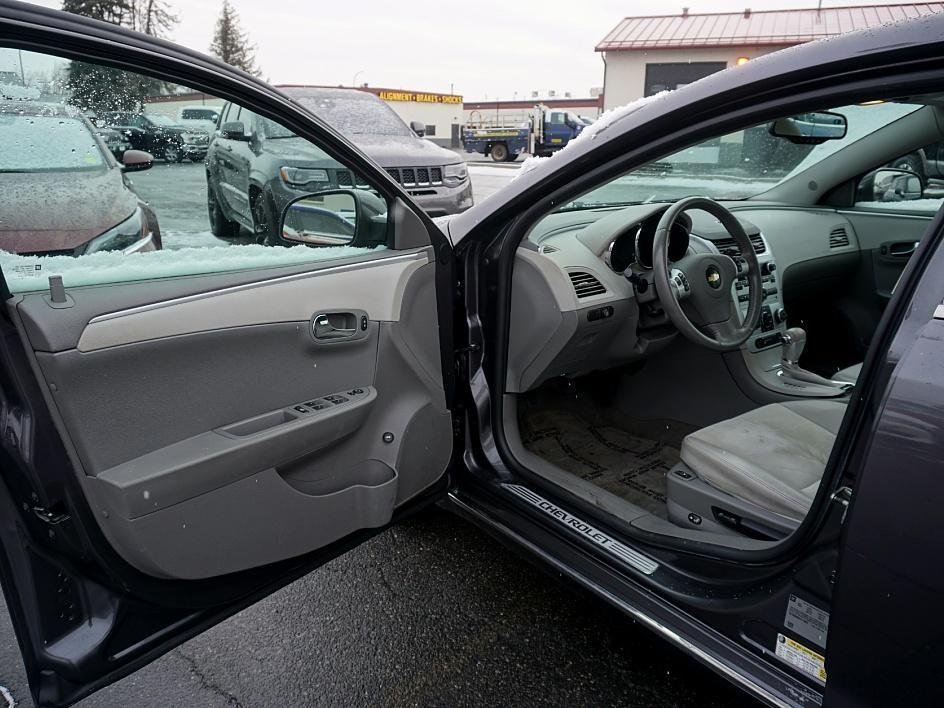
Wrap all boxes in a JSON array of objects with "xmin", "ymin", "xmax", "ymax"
[
  {"xmin": 841, "ymin": 209, "xmax": 932, "ymax": 301},
  {"xmin": 10, "ymin": 251, "xmax": 449, "ymax": 580}
]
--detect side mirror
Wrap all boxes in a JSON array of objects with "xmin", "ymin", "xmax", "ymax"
[
  {"xmin": 769, "ymin": 111, "xmax": 847, "ymax": 144},
  {"xmin": 858, "ymin": 167, "xmax": 925, "ymax": 203},
  {"xmin": 281, "ymin": 190, "xmax": 361, "ymax": 246},
  {"xmin": 410, "ymin": 120, "xmax": 426, "ymax": 137},
  {"xmin": 220, "ymin": 121, "xmax": 249, "ymax": 141},
  {"xmin": 121, "ymin": 149, "xmax": 153, "ymax": 172}
]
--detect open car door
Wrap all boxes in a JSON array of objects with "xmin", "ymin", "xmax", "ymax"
[{"xmin": 0, "ymin": 6, "xmax": 455, "ymax": 706}]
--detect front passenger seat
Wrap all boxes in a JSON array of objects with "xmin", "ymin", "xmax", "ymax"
[
  {"xmin": 679, "ymin": 400, "xmax": 847, "ymax": 521},
  {"xmin": 834, "ymin": 363, "xmax": 861, "ymax": 384}
]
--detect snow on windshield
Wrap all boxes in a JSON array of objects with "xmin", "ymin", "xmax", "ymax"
[
  {"xmin": 273, "ymin": 90, "xmax": 412, "ymax": 138},
  {"xmin": 0, "ymin": 113, "xmax": 104, "ymax": 172}
]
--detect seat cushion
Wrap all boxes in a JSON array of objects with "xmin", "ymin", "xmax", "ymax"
[
  {"xmin": 834, "ymin": 363, "xmax": 862, "ymax": 384},
  {"xmin": 679, "ymin": 400, "xmax": 846, "ymax": 521}
]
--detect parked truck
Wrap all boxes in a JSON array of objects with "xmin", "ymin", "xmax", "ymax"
[{"xmin": 461, "ymin": 105, "xmax": 585, "ymax": 162}]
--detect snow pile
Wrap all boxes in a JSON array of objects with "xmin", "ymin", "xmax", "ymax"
[
  {"xmin": 0, "ymin": 83, "xmax": 40, "ymax": 101},
  {"xmin": 511, "ymin": 92, "xmax": 669, "ymax": 183},
  {"xmin": 855, "ymin": 198, "xmax": 943, "ymax": 212},
  {"xmin": 0, "ymin": 242, "xmax": 383, "ymax": 293}
]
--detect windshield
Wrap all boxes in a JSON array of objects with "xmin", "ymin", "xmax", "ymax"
[
  {"xmin": 0, "ymin": 113, "xmax": 106, "ymax": 173},
  {"xmin": 567, "ymin": 101, "xmax": 922, "ymax": 208},
  {"xmin": 146, "ymin": 113, "xmax": 177, "ymax": 127},
  {"xmin": 181, "ymin": 108, "xmax": 218, "ymax": 121},
  {"xmin": 270, "ymin": 92, "xmax": 412, "ymax": 137}
]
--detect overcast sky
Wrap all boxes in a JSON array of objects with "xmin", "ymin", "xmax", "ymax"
[{"xmin": 23, "ymin": 0, "xmax": 903, "ymax": 100}]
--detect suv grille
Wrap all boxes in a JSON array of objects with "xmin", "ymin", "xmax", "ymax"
[
  {"xmin": 568, "ymin": 271, "xmax": 607, "ymax": 298},
  {"xmin": 712, "ymin": 233, "xmax": 766, "ymax": 258},
  {"xmin": 333, "ymin": 170, "xmax": 371, "ymax": 189},
  {"xmin": 386, "ymin": 166, "xmax": 444, "ymax": 187}
]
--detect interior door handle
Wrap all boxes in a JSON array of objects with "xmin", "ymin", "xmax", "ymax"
[
  {"xmin": 313, "ymin": 314, "xmax": 357, "ymax": 340},
  {"xmin": 881, "ymin": 241, "xmax": 918, "ymax": 257}
]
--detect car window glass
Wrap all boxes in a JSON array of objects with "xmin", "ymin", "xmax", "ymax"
[
  {"xmin": 0, "ymin": 50, "xmax": 390, "ymax": 294},
  {"xmin": 853, "ymin": 149, "xmax": 944, "ymax": 213},
  {"xmin": 560, "ymin": 101, "xmax": 922, "ymax": 208}
]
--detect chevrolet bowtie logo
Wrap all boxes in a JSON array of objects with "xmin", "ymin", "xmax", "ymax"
[{"xmin": 706, "ymin": 266, "xmax": 722, "ymax": 289}]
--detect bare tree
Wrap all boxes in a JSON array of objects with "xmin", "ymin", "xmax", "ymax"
[
  {"xmin": 209, "ymin": 1, "xmax": 261, "ymax": 76},
  {"xmin": 131, "ymin": 0, "xmax": 178, "ymax": 38},
  {"xmin": 60, "ymin": 0, "xmax": 179, "ymax": 112}
]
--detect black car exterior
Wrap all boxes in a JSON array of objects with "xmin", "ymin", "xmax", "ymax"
[
  {"xmin": 0, "ymin": 3, "xmax": 943, "ymax": 708},
  {"xmin": 99, "ymin": 111, "xmax": 209, "ymax": 163}
]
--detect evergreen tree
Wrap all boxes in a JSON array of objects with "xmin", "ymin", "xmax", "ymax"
[
  {"xmin": 209, "ymin": 1, "xmax": 261, "ymax": 77},
  {"xmin": 60, "ymin": 0, "xmax": 178, "ymax": 113}
]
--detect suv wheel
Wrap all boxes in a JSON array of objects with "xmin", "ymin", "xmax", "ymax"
[
  {"xmin": 207, "ymin": 186, "xmax": 240, "ymax": 239},
  {"xmin": 163, "ymin": 143, "xmax": 182, "ymax": 163},
  {"xmin": 251, "ymin": 192, "xmax": 277, "ymax": 245}
]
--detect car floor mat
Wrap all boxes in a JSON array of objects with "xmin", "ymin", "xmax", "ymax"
[{"xmin": 519, "ymin": 406, "xmax": 693, "ymax": 519}]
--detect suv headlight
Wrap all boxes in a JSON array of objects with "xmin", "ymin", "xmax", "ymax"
[
  {"xmin": 280, "ymin": 166, "xmax": 330, "ymax": 188},
  {"xmin": 443, "ymin": 162, "xmax": 468, "ymax": 187},
  {"xmin": 84, "ymin": 207, "xmax": 153, "ymax": 254}
]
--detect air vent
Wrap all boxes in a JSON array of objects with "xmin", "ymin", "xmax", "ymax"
[
  {"xmin": 829, "ymin": 227, "xmax": 850, "ymax": 248},
  {"xmin": 712, "ymin": 233, "xmax": 766, "ymax": 258},
  {"xmin": 568, "ymin": 271, "xmax": 606, "ymax": 298},
  {"xmin": 539, "ymin": 244, "xmax": 560, "ymax": 254}
]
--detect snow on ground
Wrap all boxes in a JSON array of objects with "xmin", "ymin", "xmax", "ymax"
[
  {"xmin": 0, "ymin": 240, "xmax": 383, "ymax": 293},
  {"xmin": 855, "ymin": 198, "xmax": 943, "ymax": 212}
]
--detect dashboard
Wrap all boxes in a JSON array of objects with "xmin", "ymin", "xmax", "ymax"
[{"xmin": 507, "ymin": 201, "xmax": 862, "ymax": 393}]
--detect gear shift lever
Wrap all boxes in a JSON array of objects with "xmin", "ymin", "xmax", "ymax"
[
  {"xmin": 780, "ymin": 327, "xmax": 851, "ymax": 389},
  {"xmin": 781, "ymin": 327, "xmax": 806, "ymax": 365}
]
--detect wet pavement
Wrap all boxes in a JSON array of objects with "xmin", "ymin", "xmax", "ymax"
[{"xmin": 0, "ymin": 507, "xmax": 757, "ymax": 707}]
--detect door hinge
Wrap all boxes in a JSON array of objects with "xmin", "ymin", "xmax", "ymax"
[
  {"xmin": 33, "ymin": 502, "xmax": 69, "ymax": 525},
  {"xmin": 831, "ymin": 486, "xmax": 853, "ymax": 524},
  {"xmin": 454, "ymin": 344, "xmax": 481, "ymax": 357}
]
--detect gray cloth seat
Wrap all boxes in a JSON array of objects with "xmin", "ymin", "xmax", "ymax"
[
  {"xmin": 834, "ymin": 363, "xmax": 862, "ymax": 384},
  {"xmin": 679, "ymin": 400, "xmax": 847, "ymax": 521}
]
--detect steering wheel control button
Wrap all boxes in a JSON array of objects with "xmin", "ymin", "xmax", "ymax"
[{"xmin": 705, "ymin": 264, "xmax": 723, "ymax": 289}]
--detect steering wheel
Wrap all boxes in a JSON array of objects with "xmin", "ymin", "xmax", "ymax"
[{"xmin": 652, "ymin": 197, "xmax": 762, "ymax": 352}]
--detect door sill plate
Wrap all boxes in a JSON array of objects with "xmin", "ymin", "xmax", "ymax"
[{"xmin": 502, "ymin": 483, "xmax": 659, "ymax": 575}]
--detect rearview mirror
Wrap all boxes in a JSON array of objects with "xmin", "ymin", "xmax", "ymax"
[
  {"xmin": 858, "ymin": 167, "xmax": 925, "ymax": 203},
  {"xmin": 769, "ymin": 111, "xmax": 847, "ymax": 144},
  {"xmin": 281, "ymin": 190, "xmax": 359, "ymax": 246},
  {"xmin": 220, "ymin": 121, "xmax": 249, "ymax": 141},
  {"xmin": 410, "ymin": 120, "xmax": 426, "ymax": 137},
  {"xmin": 121, "ymin": 149, "xmax": 153, "ymax": 172}
]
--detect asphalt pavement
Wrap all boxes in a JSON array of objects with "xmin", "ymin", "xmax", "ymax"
[{"xmin": 0, "ymin": 507, "xmax": 756, "ymax": 707}]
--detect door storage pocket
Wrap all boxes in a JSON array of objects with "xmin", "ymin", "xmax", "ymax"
[{"xmin": 85, "ymin": 460, "xmax": 398, "ymax": 580}]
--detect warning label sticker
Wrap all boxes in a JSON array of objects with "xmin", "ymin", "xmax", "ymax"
[
  {"xmin": 775, "ymin": 633, "xmax": 827, "ymax": 684},
  {"xmin": 785, "ymin": 594, "xmax": 829, "ymax": 648},
  {"xmin": 8, "ymin": 262, "xmax": 43, "ymax": 279}
]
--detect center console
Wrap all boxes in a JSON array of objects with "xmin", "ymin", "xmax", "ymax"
[{"xmin": 727, "ymin": 233, "xmax": 847, "ymax": 398}]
